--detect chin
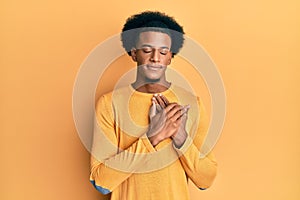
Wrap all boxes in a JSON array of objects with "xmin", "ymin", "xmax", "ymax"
[
  {"xmin": 145, "ymin": 77, "xmax": 161, "ymax": 83},
  {"xmin": 146, "ymin": 77, "xmax": 160, "ymax": 83},
  {"xmin": 143, "ymin": 72, "xmax": 164, "ymax": 82}
]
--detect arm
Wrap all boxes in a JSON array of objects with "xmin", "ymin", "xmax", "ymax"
[
  {"xmin": 174, "ymin": 97, "xmax": 217, "ymax": 190},
  {"xmin": 90, "ymin": 95, "xmax": 155, "ymax": 194},
  {"xmin": 149, "ymin": 95, "xmax": 189, "ymax": 147},
  {"xmin": 152, "ymin": 94, "xmax": 217, "ymax": 189}
]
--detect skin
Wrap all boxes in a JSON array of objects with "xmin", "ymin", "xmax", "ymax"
[
  {"xmin": 130, "ymin": 31, "xmax": 189, "ymax": 148},
  {"xmin": 149, "ymin": 94, "xmax": 190, "ymax": 147},
  {"xmin": 130, "ymin": 31, "xmax": 172, "ymax": 93}
]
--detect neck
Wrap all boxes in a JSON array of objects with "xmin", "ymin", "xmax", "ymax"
[{"xmin": 132, "ymin": 80, "xmax": 171, "ymax": 94}]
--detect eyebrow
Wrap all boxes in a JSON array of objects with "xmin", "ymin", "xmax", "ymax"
[{"xmin": 140, "ymin": 44, "xmax": 170, "ymax": 49}]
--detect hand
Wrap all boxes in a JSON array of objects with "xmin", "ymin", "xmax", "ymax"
[
  {"xmin": 155, "ymin": 94, "xmax": 190, "ymax": 148},
  {"xmin": 147, "ymin": 94, "xmax": 190, "ymax": 147},
  {"xmin": 171, "ymin": 105, "xmax": 190, "ymax": 148}
]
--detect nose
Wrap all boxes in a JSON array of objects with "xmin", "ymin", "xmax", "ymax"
[{"xmin": 150, "ymin": 49, "xmax": 160, "ymax": 62}]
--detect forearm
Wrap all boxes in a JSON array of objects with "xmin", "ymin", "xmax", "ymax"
[
  {"xmin": 90, "ymin": 135, "xmax": 155, "ymax": 194},
  {"xmin": 91, "ymin": 94, "xmax": 157, "ymax": 193},
  {"xmin": 174, "ymin": 136, "xmax": 217, "ymax": 189}
]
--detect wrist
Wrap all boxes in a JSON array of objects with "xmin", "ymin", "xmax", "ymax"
[
  {"xmin": 172, "ymin": 131, "xmax": 187, "ymax": 148},
  {"xmin": 173, "ymin": 138, "xmax": 186, "ymax": 148},
  {"xmin": 148, "ymin": 134, "xmax": 161, "ymax": 147}
]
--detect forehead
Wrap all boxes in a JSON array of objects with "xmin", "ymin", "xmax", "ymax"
[{"xmin": 136, "ymin": 31, "xmax": 171, "ymax": 48}]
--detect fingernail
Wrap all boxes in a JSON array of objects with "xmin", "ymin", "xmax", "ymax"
[
  {"xmin": 154, "ymin": 94, "xmax": 158, "ymax": 97},
  {"xmin": 159, "ymin": 93, "xmax": 162, "ymax": 96},
  {"xmin": 152, "ymin": 99, "xmax": 156, "ymax": 105}
]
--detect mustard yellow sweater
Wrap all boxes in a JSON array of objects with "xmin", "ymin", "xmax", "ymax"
[{"xmin": 90, "ymin": 85, "xmax": 217, "ymax": 200}]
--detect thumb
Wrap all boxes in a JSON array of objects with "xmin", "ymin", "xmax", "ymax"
[
  {"xmin": 182, "ymin": 105, "xmax": 190, "ymax": 124},
  {"xmin": 149, "ymin": 100, "xmax": 156, "ymax": 118}
]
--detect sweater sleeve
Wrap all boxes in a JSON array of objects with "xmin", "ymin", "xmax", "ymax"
[
  {"xmin": 89, "ymin": 95, "xmax": 155, "ymax": 194},
  {"xmin": 174, "ymin": 97, "xmax": 218, "ymax": 190}
]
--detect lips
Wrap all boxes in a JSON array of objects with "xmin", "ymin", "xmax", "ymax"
[{"xmin": 146, "ymin": 65, "xmax": 163, "ymax": 70}]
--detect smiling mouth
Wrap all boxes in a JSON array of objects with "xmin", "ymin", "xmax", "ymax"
[{"xmin": 146, "ymin": 65, "xmax": 163, "ymax": 70}]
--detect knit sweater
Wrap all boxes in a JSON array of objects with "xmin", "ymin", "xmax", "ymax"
[{"xmin": 90, "ymin": 84, "xmax": 217, "ymax": 200}]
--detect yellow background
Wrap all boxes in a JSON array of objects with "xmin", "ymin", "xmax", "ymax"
[{"xmin": 1, "ymin": 0, "xmax": 299, "ymax": 199}]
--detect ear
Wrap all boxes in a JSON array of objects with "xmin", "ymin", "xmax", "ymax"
[
  {"xmin": 167, "ymin": 52, "xmax": 172, "ymax": 65},
  {"xmin": 130, "ymin": 48, "xmax": 137, "ymax": 62},
  {"xmin": 168, "ymin": 58, "xmax": 172, "ymax": 65}
]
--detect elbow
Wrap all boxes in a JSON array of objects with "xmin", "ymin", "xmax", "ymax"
[
  {"xmin": 90, "ymin": 180, "xmax": 111, "ymax": 195},
  {"xmin": 90, "ymin": 162, "xmax": 112, "ymax": 195},
  {"xmin": 197, "ymin": 164, "xmax": 218, "ymax": 190}
]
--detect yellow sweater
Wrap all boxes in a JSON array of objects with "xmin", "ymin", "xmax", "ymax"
[{"xmin": 90, "ymin": 85, "xmax": 217, "ymax": 200}]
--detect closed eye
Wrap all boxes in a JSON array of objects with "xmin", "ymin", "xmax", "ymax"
[
  {"xmin": 142, "ymin": 47, "xmax": 152, "ymax": 53},
  {"xmin": 160, "ymin": 48, "xmax": 169, "ymax": 55},
  {"xmin": 141, "ymin": 46, "xmax": 170, "ymax": 55}
]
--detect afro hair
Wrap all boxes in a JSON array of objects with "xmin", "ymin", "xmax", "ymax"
[{"xmin": 121, "ymin": 11, "xmax": 185, "ymax": 57}]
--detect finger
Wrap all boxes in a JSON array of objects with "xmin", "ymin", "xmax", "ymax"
[
  {"xmin": 152, "ymin": 96, "xmax": 158, "ymax": 105},
  {"xmin": 180, "ymin": 112, "xmax": 188, "ymax": 124},
  {"xmin": 156, "ymin": 104, "xmax": 163, "ymax": 112},
  {"xmin": 168, "ymin": 104, "xmax": 190, "ymax": 117},
  {"xmin": 169, "ymin": 107, "xmax": 189, "ymax": 121},
  {"xmin": 167, "ymin": 104, "xmax": 184, "ymax": 118},
  {"xmin": 185, "ymin": 104, "xmax": 191, "ymax": 110},
  {"xmin": 164, "ymin": 102, "xmax": 179, "ymax": 112},
  {"xmin": 171, "ymin": 105, "xmax": 190, "ymax": 121},
  {"xmin": 149, "ymin": 100, "xmax": 156, "ymax": 118},
  {"xmin": 181, "ymin": 105, "xmax": 190, "ymax": 118},
  {"xmin": 152, "ymin": 96, "xmax": 162, "ymax": 112},
  {"xmin": 182, "ymin": 105, "xmax": 190, "ymax": 115},
  {"xmin": 160, "ymin": 94, "xmax": 169, "ymax": 106},
  {"xmin": 154, "ymin": 94, "xmax": 167, "ymax": 108},
  {"xmin": 177, "ymin": 105, "xmax": 190, "ymax": 123}
]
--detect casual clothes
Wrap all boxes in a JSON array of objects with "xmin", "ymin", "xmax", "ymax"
[{"xmin": 90, "ymin": 85, "xmax": 217, "ymax": 200}]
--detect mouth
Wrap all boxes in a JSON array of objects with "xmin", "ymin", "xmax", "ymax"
[{"xmin": 146, "ymin": 65, "xmax": 163, "ymax": 71}]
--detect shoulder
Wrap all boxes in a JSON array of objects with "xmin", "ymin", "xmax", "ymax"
[{"xmin": 96, "ymin": 85, "xmax": 132, "ymax": 108}]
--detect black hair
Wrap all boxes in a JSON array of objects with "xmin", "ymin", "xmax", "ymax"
[{"xmin": 121, "ymin": 11, "xmax": 185, "ymax": 57}]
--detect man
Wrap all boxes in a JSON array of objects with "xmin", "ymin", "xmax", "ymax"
[{"xmin": 90, "ymin": 11, "xmax": 217, "ymax": 200}]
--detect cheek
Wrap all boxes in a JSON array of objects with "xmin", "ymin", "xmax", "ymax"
[
  {"xmin": 136, "ymin": 54, "xmax": 149, "ymax": 64},
  {"xmin": 136, "ymin": 57, "xmax": 145, "ymax": 65},
  {"xmin": 162, "ymin": 55, "xmax": 172, "ymax": 64}
]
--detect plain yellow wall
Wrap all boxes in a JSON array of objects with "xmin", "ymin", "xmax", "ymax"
[{"xmin": 1, "ymin": 0, "xmax": 300, "ymax": 200}]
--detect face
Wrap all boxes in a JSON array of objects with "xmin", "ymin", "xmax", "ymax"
[{"xmin": 131, "ymin": 31, "xmax": 172, "ymax": 82}]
